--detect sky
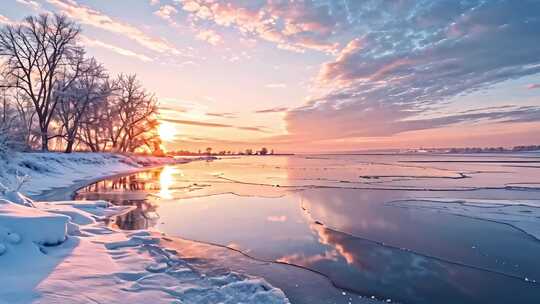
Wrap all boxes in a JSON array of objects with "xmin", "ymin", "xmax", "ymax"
[{"xmin": 1, "ymin": 0, "xmax": 540, "ymax": 152}]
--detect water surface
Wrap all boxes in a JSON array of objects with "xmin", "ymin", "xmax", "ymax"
[{"xmin": 76, "ymin": 154, "xmax": 540, "ymax": 303}]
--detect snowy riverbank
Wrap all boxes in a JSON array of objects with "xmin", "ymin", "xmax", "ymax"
[
  {"xmin": 0, "ymin": 152, "xmax": 195, "ymax": 198},
  {"xmin": 0, "ymin": 152, "xmax": 289, "ymax": 303}
]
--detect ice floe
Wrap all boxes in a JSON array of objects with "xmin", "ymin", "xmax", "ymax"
[{"xmin": 387, "ymin": 198, "xmax": 540, "ymax": 240}]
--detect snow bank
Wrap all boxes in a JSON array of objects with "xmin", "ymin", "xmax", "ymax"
[
  {"xmin": 0, "ymin": 152, "xmax": 288, "ymax": 303},
  {"xmin": 0, "ymin": 200, "xmax": 68, "ymax": 246},
  {"xmin": 0, "ymin": 152, "xmax": 184, "ymax": 197},
  {"xmin": 0, "ymin": 194, "xmax": 289, "ymax": 303}
]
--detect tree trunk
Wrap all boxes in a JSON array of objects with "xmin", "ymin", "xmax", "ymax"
[
  {"xmin": 65, "ymin": 139, "xmax": 74, "ymax": 153},
  {"xmin": 41, "ymin": 128, "xmax": 49, "ymax": 151}
]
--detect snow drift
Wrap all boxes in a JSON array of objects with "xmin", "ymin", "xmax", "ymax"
[{"xmin": 0, "ymin": 194, "xmax": 289, "ymax": 303}]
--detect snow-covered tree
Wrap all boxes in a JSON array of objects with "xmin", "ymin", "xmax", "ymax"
[
  {"xmin": 0, "ymin": 87, "xmax": 29, "ymax": 155},
  {"xmin": 106, "ymin": 74, "xmax": 160, "ymax": 153},
  {"xmin": 0, "ymin": 14, "xmax": 82, "ymax": 151},
  {"xmin": 55, "ymin": 57, "xmax": 112, "ymax": 153},
  {"xmin": 1, "ymin": 14, "xmax": 161, "ymax": 154}
]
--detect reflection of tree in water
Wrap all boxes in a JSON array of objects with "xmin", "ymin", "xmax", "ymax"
[
  {"xmin": 76, "ymin": 168, "xmax": 164, "ymax": 230},
  {"xmin": 81, "ymin": 170, "xmax": 162, "ymax": 192},
  {"xmin": 109, "ymin": 198, "xmax": 159, "ymax": 230}
]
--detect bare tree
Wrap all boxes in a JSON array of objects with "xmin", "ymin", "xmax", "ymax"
[
  {"xmin": 0, "ymin": 86, "xmax": 16, "ymax": 154},
  {"xmin": 56, "ymin": 58, "xmax": 112, "ymax": 153},
  {"xmin": 77, "ymin": 74, "xmax": 160, "ymax": 154},
  {"xmin": 1, "ymin": 14, "xmax": 161, "ymax": 155},
  {"xmin": 0, "ymin": 85, "xmax": 33, "ymax": 151},
  {"xmin": 79, "ymin": 95, "xmax": 115, "ymax": 152},
  {"xmin": 111, "ymin": 74, "xmax": 160, "ymax": 153},
  {"xmin": 13, "ymin": 90, "xmax": 38, "ymax": 149},
  {"xmin": 0, "ymin": 14, "xmax": 82, "ymax": 151}
]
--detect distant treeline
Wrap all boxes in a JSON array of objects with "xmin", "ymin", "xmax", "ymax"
[
  {"xmin": 0, "ymin": 14, "xmax": 161, "ymax": 154},
  {"xmin": 170, "ymin": 147, "xmax": 276, "ymax": 156},
  {"xmin": 446, "ymin": 145, "xmax": 540, "ymax": 153}
]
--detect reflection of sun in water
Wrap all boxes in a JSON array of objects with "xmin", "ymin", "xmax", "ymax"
[
  {"xmin": 159, "ymin": 122, "xmax": 177, "ymax": 141},
  {"xmin": 159, "ymin": 166, "xmax": 178, "ymax": 199}
]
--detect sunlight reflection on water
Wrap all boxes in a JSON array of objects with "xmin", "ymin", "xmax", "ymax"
[
  {"xmin": 75, "ymin": 154, "xmax": 540, "ymax": 304},
  {"xmin": 159, "ymin": 166, "xmax": 177, "ymax": 200}
]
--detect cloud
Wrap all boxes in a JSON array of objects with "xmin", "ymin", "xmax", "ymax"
[
  {"xmin": 455, "ymin": 105, "xmax": 517, "ymax": 115},
  {"xmin": 175, "ymin": 0, "xmax": 342, "ymax": 53},
  {"xmin": 206, "ymin": 112, "xmax": 236, "ymax": 118},
  {"xmin": 160, "ymin": 118, "xmax": 269, "ymax": 133},
  {"xmin": 79, "ymin": 35, "xmax": 153, "ymax": 62},
  {"xmin": 255, "ymin": 107, "xmax": 289, "ymax": 114},
  {"xmin": 265, "ymin": 83, "xmax": 287, "ymax": 89},
  {"xmin": 47, "ymin": 0, "xmax": 185, "ymax": 56},
  {"xmin": 527, "ymin": 84, "xmax": 540, "ymax": 90},
  {"xmin": 153, "ymin": 3, "xmax": 223, "ymax": 46},
  {"xmin": 177, "ymin": 135, "xmax": 251, "ymax": 145},
  {"xmin": 159, "ymin": 105, "xmax": 187, "ymax": 113},
  {"xmin": 154, "ymin": 4, "xmax": 178, "ymax": 22},
  {"xmin": 237, "ymin": 126, "xmax": 269, "ymax": 132},
  {"xmin": 195, "ymin": 29, "xmax": 223, "ymax": 45},
  {"xmin": 283, "ymin": 0, "xmax": 540, "ymax": 141},
  {"xmin": 267, "ymin": 215, "xmax": 287, "ymax": 222},
  {"xmin": 16, "ymin": 0, "xmax": 40, "ymax": 10},
  {"xmin": 287, "ymin": 97, "xmax": 540, "ymax": 140},
  {"xmin": 0, "ymin": 14, "xmax": 14, "ymax": 25},
  {"xmin": 161, "ymin": 118, "xmax": 230, "ymax": 128}
]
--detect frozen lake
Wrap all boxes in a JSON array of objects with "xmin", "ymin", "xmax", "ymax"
[{"xmin": 76, "ymin": 153, "xmax": 540, "ymax": 303}]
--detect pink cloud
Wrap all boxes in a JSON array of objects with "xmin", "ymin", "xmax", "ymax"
[
  {"xmin": 47, "ymin": 0, "xmax": 184, "ymax": 56},
  {"xmin": 265, "ymin": 83, "xmax": 287, "ymax": 89},
  {"xmin": 195, "ymin": 29, "xmax": 223, "ymax": 46},
  {"xmin": 267, "ymin": 215, "xmax": 287, "ymax": 222},
  {"xmin": 176, "ymin": 0, "xmax": 339, "ymax": 53},
  {"xmin": 0, "ymin": 14, "xmax": 14, "ymax": 25},
  {"xmin": 79, "ymin": 35, "xmax": 153, "ymax": 62},
  {"xmin": 16, "ymin": 0, "xmax": 40, "ymax": 10},
  {"xmin": 154, "ymin": 4, "xmax": 178, "ymax": 22}
]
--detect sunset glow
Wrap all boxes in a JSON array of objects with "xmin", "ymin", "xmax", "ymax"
[
  {"xmin": 2, "ymin": 2, "xmax": 540, "ymax": 303},
  {"xmin": 159, "ymin": 122, "xmax": 177, "ymax": 142},
  {"xmin": 1, "ymin": 0, "xmax": 538, "ymax": 153}
]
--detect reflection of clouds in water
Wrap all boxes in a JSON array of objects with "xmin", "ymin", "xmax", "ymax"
[
  {"xmin": 298, "ymin": 206, "xmax": 357, "ymax": 265},
  {"xmin": 284, "ymin": 206, "xmax": 538, "ymax": 304},
  {"xmin": 299, "ymin": 189, "xmax": 400, "ymax": 234},
  {"xmin": 227, "ymin": 243, "xmax": 242, "ymax": 251},
  {"xmin": 312, "ymin": 224, "xmax": 357, "ymax": 266},
  {"xmin": 284, "ymin": 201, "xmax": 465, "ymax": 302},
  {"xmin": 278, "ymin": 249, "xmax": 340, "ymax": 265}
]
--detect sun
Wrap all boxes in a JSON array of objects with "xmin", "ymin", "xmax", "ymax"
[{"xmin": 158, "ymin": 122, "xmax": 177, "ymax": 142}]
